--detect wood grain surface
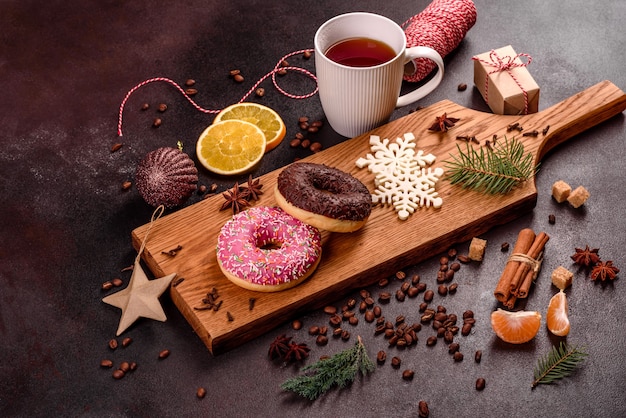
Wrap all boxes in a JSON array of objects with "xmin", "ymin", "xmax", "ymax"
[{"xmin": 132, "ymin": 80, "xmax": 626, "ymax": 355}]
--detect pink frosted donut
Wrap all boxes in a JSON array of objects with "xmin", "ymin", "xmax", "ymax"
[{"xmin": 216, "ymin": 206, "xmax": 323, "ymax": 292}]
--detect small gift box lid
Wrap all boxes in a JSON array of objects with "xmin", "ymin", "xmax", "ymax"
[{"xmin": 473, "ymin": 45, "xmax": 540, "ymax": 115}]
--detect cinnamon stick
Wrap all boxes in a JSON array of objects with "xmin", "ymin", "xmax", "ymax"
[
  {"xmin": 514, "ymin": 233, "xmax": 549, "ymax": 298},
  {"xmin": 510, "ymin": 232, "xmax": 549, "ymax": 294},
  {"xmin": 494, "ymin": 228, "xmax": 535, "ymax": 303}
]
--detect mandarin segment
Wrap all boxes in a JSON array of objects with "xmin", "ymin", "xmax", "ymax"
[
  {"xmin": 546, "ymin": 290, "xmax": 570, "ymax": 336},
  {"xmin": 490, "ymin": 308, "xmax": 541, "ymax": 344}
]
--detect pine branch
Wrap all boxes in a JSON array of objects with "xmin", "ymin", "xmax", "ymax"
[
  {"xmin": 532, "ymin": 342, "xmax": 588, "ymax": 388},
  {"xmin": 444, "ymin": 137, "xmax": 539, "ymax": 194},
  {"xmin": 281, "ymin": 336, "xmax": 375, "ymax": 400}
]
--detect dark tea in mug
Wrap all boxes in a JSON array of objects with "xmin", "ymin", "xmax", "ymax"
[{"xmin": 324, "ymin": 37, "xmax": 397, "ymax": 67}]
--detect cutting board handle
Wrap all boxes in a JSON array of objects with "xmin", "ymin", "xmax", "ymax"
[{"xmin": 535, "ymin": 80, "xmax": 626, "ymax": 162}]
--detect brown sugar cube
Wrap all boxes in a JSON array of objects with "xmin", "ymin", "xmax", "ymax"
[
  {"xmin": 567, "ymin": 186, "xmax": 590, "ymax": 208},
  {"xmin": 551, "ymin": 180, "xmax": 571, "ymax": 203},
  {"xmin": 468, "ymin": 237, "xmax": 487, "ymax": 261},
  {"xmin": 551, "ymin": 266, "xmax": 573, "ymax": 290}
]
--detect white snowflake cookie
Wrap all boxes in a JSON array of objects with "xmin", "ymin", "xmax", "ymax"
[{"xmin": 356, "ymin": 133, "xmax": 443, "ymax": 220}]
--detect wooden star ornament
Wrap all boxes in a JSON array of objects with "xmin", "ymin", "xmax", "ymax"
[
  {"xmin": 103, "ymin": 259, "xmax": 176, "ymax": 336},
  {"xmin": 102, "ymin": 205, "xmax": 176, "ymax": 336}
]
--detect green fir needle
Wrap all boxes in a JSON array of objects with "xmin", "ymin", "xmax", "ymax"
[
  {"xmin": 444, "ymin": 136, "xmax": 538, "ymax": 194},
  {"xmin": 532, "ymin": 342, "xmax": 588, "ymax": 388},
  {"xmin": 281, "ymin": 335, "xmax": 375, "ymax": 400}
]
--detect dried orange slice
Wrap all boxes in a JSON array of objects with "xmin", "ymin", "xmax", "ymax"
[
  {"xmin": 214, "ymin": 103, "xmax": 286, "ymax": 152},
  {"xmin": 196, "ymin": 120, "xmax": 266, "ymax": 175},
  {"xmin": 546, "ymin": 290, "xmax": 570, "ymax": 336},
  {"xmin": 491, "ymin": 309, "xmax": 542, "ymax": 344}
]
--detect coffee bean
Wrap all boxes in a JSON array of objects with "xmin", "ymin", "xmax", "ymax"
[
  {"xmin": 158, "ymin": 349, "xmax": 170, "ymax": 359},
  {"xmin": 364, "ymin": 310, "xmax": 375, "ymax": 323},
  {"xmin": 289, "ymin": 138, "xmax": 301, "ymax": 148},
  {"xmin": 395, "ymin": 290, "xmax": 406, "ymax": 302},
  {"xmin": 141, "ymin": 103, "xmax": 150, "ymax": 111},
  {"xmin": 475, "ymin": 350, "xmax": 482, "ymax": 363},
  {"xmin": 440, "ymin": 256, "xmax": 449, "ymax": 265},
  {"xmin": 308, "ymin": 326, "xmax": 320, "ymax": 335},
  {"xmin": 100, "ymin": 359, "xmax": 113, "ymax": 368},
  {"xmin": 418, "ymin": 400, "xmax": 429, "ymax": 417},
  {"xmin": 548, "ymin": 214, "xmax": 556, "ymax": 224},
  {"xmin": 119, "ymin": 361, "xmax": 130, "ymax": 373},
  {"xmin": 319, "ymin": 326, "xmax": 328, "ymax": 336},
  {"xmin": 348, "ymin": 316, "xmax": 359, "ymax": 326},
  {"xmin": 108, "ymin": 339, "xmax": 118, "ymax": 350},
  {"xmin": 426, "ymin": 336, "xmax": 437, "ymax": 346},
  {"xmin": 377, "ymin": 350, "xmax": 387, "ymax": 364},
  {"xmin": 233, "ymin": 74, "xmax": 244, "ymax": 83},
  {"xmin": 438, "ymin": 285, "xmax": 448, "ymax": 296},
  {"xmin": 423, "ymin": 290, "xmax": 434, "ymax": 302},
  {"xmin": 476, "ymin": 377, "xmax": 486, "ymax": 391},
  {"xmin": 111, "ymin": 278, "xmax": 123, "ymax": 287},
  {"xmin": 373, "ymin": 305, "xmax": 382, "ymax": 317},
  {"xmin": 185, "ymin": 88, "xmax": 198, "ymax": 96},
  {"xmin": 333, "ymin": 327, "xmax": 343, "ymax": 337},
  {"xmin": 407, "ymin": 287, "xmax": 419, "ymax": 298},
  {"xmin": 400, "ymin": 282, "xmax": 411, "ymax": 294},
  {"xmin": 129, "ymin": 362, "xmax": 138, "ymax": 371},
  {"xmin": 391, "ymin": 356, "xmax": 402, "ymax": 369},
  {"xmin": 378, "ymin": 292, "xmax": 392, "ymax": 303},
  {"xmin": 448, "ymin": 248, "xmax": 457, "ymax": 259},
  {"xmin": 309, "ymin": 142, "xmax": 322, "ymax": 153},
  {"xmin": 402, "ymin": 369, "xmax": 415, "ymax": 380},
  {"xmin": 157, "ymin": 103, "xmax": 167, "ymax": 112},
  {"xmin": 329, "ymin": 314, "xmax": 342, "ymax": 327},
  {"xmin": 152, "ymin": 118, "xmax": 162, "ymax": 128},
  {"xmin": 292, "ymin": 319, "xmax": 302, "ymax": 330},
  {"xmin": 448, "ymin": 283, "xmax": 458, "ymax": 294},
  {"xmin": 185, "ymin": 79, "xmax": 195, "ymax": 86},
  {"xmin": 341, "ymin": 330, "xmax": 350, "ymax": 341},
  {"xmin": 453, "ymin": 351, "xmax": 464, "ymax": 362},
  {"xmin": 416, "ymin": 282, "xmax": 427, "ymax": 292},
  {"xmin": 501, "ymin": 242, "xmax": 510, "ymax": 252},
  {"xmin": 323, "ymin": 305, "xmax": 337, "ymax": 315},
  {"xmin": 197, "ymin": 387, "xmax": 207, "ymax": 398},
  {"xmin": 395, "ymin": 270, "xmax": 406, "ymax": 280},
  {"xmin": 411, "ymin": 274, "xmax": 421, "ymax": 285},
  {"xmin": 110, "ymin": 142, "xmax": 123, "ymax": 153},
  {"xmin": 101, "ymin": 281, "xmax": 113, "ymax": 291},
  {"xmin": 122, "ymin": 337, "xmax": 132, "ymax": 348},
  {"xmin": 303, "ymin": 50, "xmax": 312, "ymax": 59},
  {"xmin": 316, "ymin": 335, "xmax": 328, "ymax": 346},
  {"xmin": 457, "ymin": 255, "xmax": 471, "ymax": 263},
  {"xmin": 112, "ymin": 369, "xmax": 125, "ymax": 379},
  {"xmin": 463, "ymin": 310, "xmax": 474, "ymax": 319},
  {"xmin": 458, "ymin": 83, "xmax": 468, "ymax": 91},
  {"xmin": 364, "ymin": 296, "xmax": 374, "ymax": 306},
  {"xmin": 444, "ymin": 330, "xmax": 454, "ymax": 343},
  {"xmin": 301, "ymin": 139, "xmax": 311, "ymax": 148},
  {"xmin": 255, "ymin": 87, "xmax": 265, "ymax": 97},
  {"xmin": 384, "ymin": 329, "xmax": 395, "ymax": 339},
  {"xmin": 462, "ymin": 323, "xmax": 472, "ymax": 336}
]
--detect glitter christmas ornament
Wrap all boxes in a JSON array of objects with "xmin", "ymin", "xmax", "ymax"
[{"xmin": 135, "ymin": 147, "xmax": 198, "ymax": 208}]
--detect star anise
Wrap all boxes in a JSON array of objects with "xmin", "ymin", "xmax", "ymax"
[
  {"xmin": 428, "ymin": 113, "xmax": 460, "ymax": 132},
  {"xmin": 220, "ymin": 182, "xmax": 249, "ymax": 215},
  {"xmin": 283, "ymin": 341, "xmax": 310, "ymax": 363},
  {"xmin": 241, "ymin": 175, "xmax": 263, "ymax": 201},
  {"xmin": 268, "ymin": 334, "xmax": 292, "ymax": 360},
  {"xmin": 590, "ymin": 260, "xmax": 620, "ymax": 281},
  {"xmin": 571, "ymin": 245, "xmax": 601, "ymax": 268}
]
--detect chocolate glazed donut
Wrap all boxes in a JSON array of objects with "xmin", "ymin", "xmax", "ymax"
[{"xmin": 274, "ymin": 162, "xmax": 372, "ymax": 232}]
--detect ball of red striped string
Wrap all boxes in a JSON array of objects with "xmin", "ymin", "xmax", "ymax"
[{"xmin": 403, "ymin": 0, "xmax": 477, "ymax": 82}]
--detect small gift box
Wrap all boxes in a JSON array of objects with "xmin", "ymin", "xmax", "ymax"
[{"xmin": 472, "ymin": 45, "xmax": 539, "ymax": 115}]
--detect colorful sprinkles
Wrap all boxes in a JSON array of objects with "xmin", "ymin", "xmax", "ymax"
[{"xmin": 216, "ymin": 206, "xmax": 322, "ymax": 286}]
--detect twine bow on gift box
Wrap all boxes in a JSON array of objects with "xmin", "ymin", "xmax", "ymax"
[{"xmin": 472, "ymin": 50, "xmax": 533, "ymax": 114}]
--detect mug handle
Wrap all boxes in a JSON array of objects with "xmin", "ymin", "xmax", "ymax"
[{"xmin": 396, "ymin": 46, "xmax": 445, "ymax": 108}]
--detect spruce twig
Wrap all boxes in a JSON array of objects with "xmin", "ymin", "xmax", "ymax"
[
  {"xmin": 444, "ymin": 137, "xmax": 538, "ymax": 194},
  {"xmin": 532, "ymin": 342, "xmax": 588, "ymax": 388},
  {"xmin": 281, "ymin": 335, "xmax": 375, "ymax": 400}
]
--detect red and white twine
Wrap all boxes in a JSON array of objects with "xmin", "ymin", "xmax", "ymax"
[
  {"xmin": 402, "ymin": 0, "xmax": 477, "ymax": 82},
  {"xmin": 472, "ymin": 50, "xmax": 533, "ymax": 114},
  {"xmin": 117, "ymin": 49, "xmax": 317, "ymax": 136},
  {"xmin": 117, "ymin": 0, "xmax": 478, "ymax": 136}
]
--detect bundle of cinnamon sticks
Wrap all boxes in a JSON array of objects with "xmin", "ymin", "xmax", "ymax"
[{"xmin": 494, "ymin": 228, "xmax": 549, "ymax": 309}]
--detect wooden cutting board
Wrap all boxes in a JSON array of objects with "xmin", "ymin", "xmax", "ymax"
[{"xmin": 132, "ymin": 80, "xmax": 626, "ymax": 355}]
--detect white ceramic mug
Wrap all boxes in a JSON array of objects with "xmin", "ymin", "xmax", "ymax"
[{"xmin": 314, "ymin": 12, "xmax": 445, "ymax": 137}]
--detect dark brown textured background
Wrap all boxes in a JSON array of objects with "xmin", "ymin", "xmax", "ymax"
[{"xmin": 1, "ymin": 1, "xmax": 624, "ymax": 417}]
